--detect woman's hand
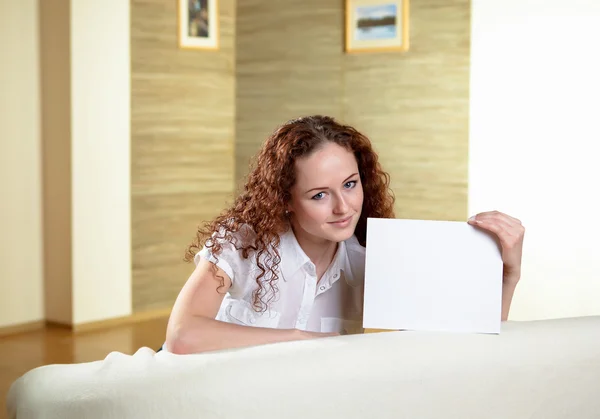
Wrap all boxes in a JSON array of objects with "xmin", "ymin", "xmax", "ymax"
[{"xmin": 467, "ymin": 210, "xmax": 525, "ymax": 287}]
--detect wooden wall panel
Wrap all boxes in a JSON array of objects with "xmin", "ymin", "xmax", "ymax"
[
  {"xmin": 131, "ymin": 0, "xmax": 469, "ymax": 313},
  {"xmin": 236, "ymin": 0, "xmax": 469, "ymax": 221},
  {"xmin": 235, "ymin": 0, "xmax": 344, "ymax": 187},
  {"xmin": 344, "ymin": 0, "xmax": 470, "ymax": 221},
  {"xmin": 131, "ymin": 0, "xmax": 235, "ymax": 312}
]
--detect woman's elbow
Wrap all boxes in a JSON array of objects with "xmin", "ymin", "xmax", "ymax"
[{"xmin": 165, "ymin": 322, "xmax": 196, "ymax": 355}]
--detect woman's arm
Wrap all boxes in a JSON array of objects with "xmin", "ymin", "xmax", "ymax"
[
  {"xmin": 501, "ymin": 280, "xmax": 518, "ymax": 321},
  {"xmin": 468, "ymin": 211, "xmax": 525, "ymax": 321},
  {"xmin": 165, "ymin": 258, "xmax": 334, "ymax": 354}
]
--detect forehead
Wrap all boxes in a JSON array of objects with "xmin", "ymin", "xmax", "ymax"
[{"xmin": 294, "ymin": 142, "xmax": 358, "ymax": 186}]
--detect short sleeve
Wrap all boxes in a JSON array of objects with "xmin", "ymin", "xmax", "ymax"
[{"xmin": 193, "ymin": 225, "xmax": 256, "ymax": 288}]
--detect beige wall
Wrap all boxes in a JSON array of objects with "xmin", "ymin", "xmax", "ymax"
[
  {"xmin": 236, "ymin": 0, "xmax": 470, "ymax": 222},
  {"xmin": 4, "ymin": 0, "xmax": 595, "ymax": 329},
  {"xmin": 1, "ymin": 0, "xmax": 236, "ymax": 328},
  {"xmin": 39, "ymin": 0, "xmax": 133, "ymax": 325},
  {"xmin": 470, "ymin": 0, "xmax": 600, "ymax": 320},
  {"xmin": 1, "ymin": 0, "xmax": 471, "ymax": 328},
  {"xmin": 0, "ymin": 0, "xmax": 44, "ymax": 328},
  {"xmin": 344, "ymin": 0, "xmax": 470, "ymax": 221},
  {"xmin": 70, "ymin": 0, "xmax": 132, "ymax": 324},
  {"xmin": 131, "ymin": 0, "xmax": 236, "ymax": 313}
]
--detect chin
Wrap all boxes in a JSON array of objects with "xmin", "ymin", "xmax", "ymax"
[{"xmin": 323, "ymin": 224, "xmax": 357, "ymax": 242}]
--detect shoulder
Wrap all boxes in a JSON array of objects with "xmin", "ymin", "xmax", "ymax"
[
  {"xmin": 195, "ymin": 223, "xmax": 257, "ymax": 265},
  {"xmin": 194, "ymin": 223, "xmax": 265, "ymax": 290},
  {"xmin": 206, "ymin": 222, "xmax": 257, "ymax": 249},
  {"xmin": 222, "ymin": 223, "xmax": 257, "ymax": 249}
]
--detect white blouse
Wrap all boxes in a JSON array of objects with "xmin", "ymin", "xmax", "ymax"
[{"xmin": 196, "ymin": 225, "xmax": 366, "ymax": 335}]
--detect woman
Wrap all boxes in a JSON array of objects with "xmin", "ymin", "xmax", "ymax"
[{"xmin": 165, "ymin": 115, "xmax": 525, "ymax": 354}]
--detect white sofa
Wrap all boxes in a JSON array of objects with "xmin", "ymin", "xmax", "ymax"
[{"xmin": 7, "ymin": 316, "xmax": 600, "ymax": 419}]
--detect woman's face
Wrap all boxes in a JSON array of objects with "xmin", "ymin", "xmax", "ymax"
[{"xmin": 288, "ymin": 142, "xmax": 364, "ymax": 244}]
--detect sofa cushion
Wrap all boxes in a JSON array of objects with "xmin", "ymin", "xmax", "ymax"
[{"xmin": 7, "ymin": 316, "xmax": 600, "ymax": 419}]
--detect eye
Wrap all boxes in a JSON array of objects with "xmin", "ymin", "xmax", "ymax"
[
  {"xmin": 312, "ymin": 192, "xmax": 325, "ymax": 200},
  {"xmin": 344, "ymin": 180, "xmax": 357, "ymax": 189}
]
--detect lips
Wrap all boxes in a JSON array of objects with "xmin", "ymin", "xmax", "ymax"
[{"xmin": 329, "ymin": 215, "xmax": 352, "ymax": 224}]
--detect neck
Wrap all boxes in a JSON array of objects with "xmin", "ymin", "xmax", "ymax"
[{"xmin": 289, "ymin": 221, "xmax": 338, "ymax": 268}]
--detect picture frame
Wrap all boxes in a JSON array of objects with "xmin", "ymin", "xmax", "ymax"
[
  {"xmin": 345, "ymin": 0, "xmax": 410, "ymax": 53},
  {"xmin": 178, "ymin": 0, "xmax": 219, "ymax": 50}
]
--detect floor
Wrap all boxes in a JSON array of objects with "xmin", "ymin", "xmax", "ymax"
[{"xmin": 0, "ymin": 317, "xmax": 168, "ymax": 419}]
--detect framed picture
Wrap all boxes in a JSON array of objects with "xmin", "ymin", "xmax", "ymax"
[
  {"xmin": 345, "ymin": 0, "xmax": 409, "ymax": 53},
  {"xmin": 178, "ymin": 0, "xmax": 219, "ymax": 50}
]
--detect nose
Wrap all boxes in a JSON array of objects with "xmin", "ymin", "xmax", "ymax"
[{"xmin": 333, "ymin": 194, "xmax": 349, "ymax": 215}]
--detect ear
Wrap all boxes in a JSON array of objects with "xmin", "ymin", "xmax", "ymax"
[{"xmin": 285, "ymin": 197, "xmax": 296, "ymax": 217}]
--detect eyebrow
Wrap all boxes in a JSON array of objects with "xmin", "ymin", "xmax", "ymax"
[{"xmin": 304, "ymin": 172, "xmax": 359, "ymax": 194}]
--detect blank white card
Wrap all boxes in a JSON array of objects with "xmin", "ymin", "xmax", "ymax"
[{"xmin": 363, "ymin": 218, "xmax": 503, "ymax": 334}]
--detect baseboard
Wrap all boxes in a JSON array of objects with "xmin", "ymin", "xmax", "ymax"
[
  {"xmin": 47, "ymin": 308, "xmax": 173, "ymax": 333},
  {"xmin": 4, "ymin": 314, "xmax": 390, "ymax": 337},
  {"xmin": 1, "ymin": 308, "xmax": 172, "ymax": 337},
  {"xmin": 0, "ymin": 320, "xmax": 46, "ymax": 337}
]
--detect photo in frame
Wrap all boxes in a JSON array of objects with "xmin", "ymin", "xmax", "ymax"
[
  {"xmin": 178, "ymin": 0, "xmax": 219, "ymax": 50},
  {"xmin": 345, "ymin": 0, "xmax": 409, "ymax": 53}
]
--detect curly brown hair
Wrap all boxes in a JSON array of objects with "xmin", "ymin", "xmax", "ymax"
[{"xmin": 184, "ymin": 115, "xmax": 395, "ymax": 312}]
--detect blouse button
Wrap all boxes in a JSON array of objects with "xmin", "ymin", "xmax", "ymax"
[
  {"xmin": 249, "ymin": 317, "xmax": 256, "ymax": 324},
  {"xmin": 319, "ymin": 286, "xmax": 326, "ymax": 291},
  {"xmin": 333, "ymin": 273, "xmax": 339, "ymax": 279}
]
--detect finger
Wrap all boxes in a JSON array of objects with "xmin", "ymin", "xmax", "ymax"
[
  {"xmin": 502, "ymin": 212, "xmax": 522, "ymax": 225},
  {"xmin": 470, "ymin": 216, "xmax": 514, "ymax": 234},
  {"xmin": 471, "ymin": 211, "xmax": 522, "ymax": 227},
  {"xmin": 486, "ymin": 213, "xmax": 525, "ymax": 233},
  {"xmin": 475, "ymin": 212, "xmax": 517, "ymax": 229},
  {"xmin": 468, "ymin": 217, "xmax": 524, "ymax": 249},
  {"xmin": 470, "ymin": 217, "xmax": 525, "ymax": 254},
  {"xmin": 492, "ymin": 211, "xmax": 522, "ymax": 226},
  {"xmin": 468, "ymin": 217, "xmax": 504, "ymax": 238}
]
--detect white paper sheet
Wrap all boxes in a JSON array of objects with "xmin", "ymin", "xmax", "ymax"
[{"xmin": 363, "ymin": 218, "xmax": 503, "ymax": 334}]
